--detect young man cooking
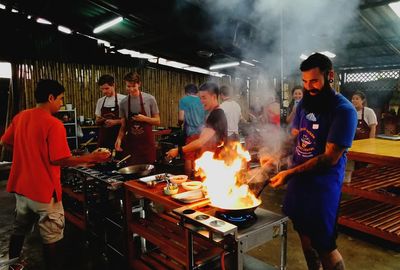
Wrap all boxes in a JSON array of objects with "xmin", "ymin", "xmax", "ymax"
[
  {"xmin": 263, "ymin": 53, "xmax": 357, "ymax": 270},
  {"xmin": 115, "ymin": 72, "xmax": 160, "ymax": 165},
  {"xmin": 167, "ymin": 82, "xmax": 227, "ymax": 160},
  {"xmin": 0, "ymin": 79, "xmax": 110, "ymax": 270},
  {"xmin": 95, "ymin": 74, "xmax": 125, "ymax": 150}
]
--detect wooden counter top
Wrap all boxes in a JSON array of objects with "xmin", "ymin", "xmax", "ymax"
[
  {"xmin": 347, "ymin": 138, "xmax": 400, "ymax": 165},
  {"xmin": 124, "ymin": 180, "xmax": 206, "ymax": 210}
]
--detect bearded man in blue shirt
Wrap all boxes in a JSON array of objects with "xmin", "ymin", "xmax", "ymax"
[{"xmin": 263, "ymin": 53, "xmax": 357, "ymax": 270}]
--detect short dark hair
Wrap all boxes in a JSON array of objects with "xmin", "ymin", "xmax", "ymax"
[
  {"xmin": 123, "ymin": 72, "xmax": 141, "ymax": 83},
  {"xmin": 34, "ymin": 79, "xmax": 65, "ymax": 103},
  {"xmin": 98, "ymin": 74, "xmax": 114, "ymax": 86},
  {"xmin": 352, "ymin": 90, "xmax": 367, "ymax": 106},
  {"xmin": 292, "ymin": 85, "xmax": 303, "ymax": 94},
  {"xmin": 184, "ymin": 83, "xmax": 198, "ymax": 94},
  {"xmin": 300, "ymin": 53, "xmax": 332, "ymax": 76},
  {"xmin": 220, "ymin": 85, "xmax": 233, "ymax": 97},
  {"xmin": 199, "ymin": 82, "xmax": 219, "ymax": 98}
]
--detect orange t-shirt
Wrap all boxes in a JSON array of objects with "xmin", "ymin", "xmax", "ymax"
[{"xmin": 1, "ymin": 108, "xmax": 71, "ymax": 203}]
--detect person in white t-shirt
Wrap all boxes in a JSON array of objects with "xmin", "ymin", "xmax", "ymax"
[
  {"xmin": 351, "ymin": 90, "xmax": 377, "ymax": 139},
  {"xmin": 95, "ymin": 75, "xmax": 126, "ymax": 149},
  {"xmin": 220, "ymin": 85, "xmax": 242, "ymax": 142}
]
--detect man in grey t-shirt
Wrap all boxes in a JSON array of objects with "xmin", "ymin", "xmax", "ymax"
[{"xmin": 115, "ymin": 72, "xmax": 160, "ymax": 165}]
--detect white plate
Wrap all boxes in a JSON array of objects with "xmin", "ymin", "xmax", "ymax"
[
  {"xmin": 138, "ymin": 173, "xmax": 174, "ymax": 183},
  {"xmin": 172, "ymin": 190, "xmax": 204, "ymax": 203}
]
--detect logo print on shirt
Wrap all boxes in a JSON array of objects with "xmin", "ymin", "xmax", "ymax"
[
  {"xmin": 306, "ymin": 113, "xmax": 317, "ymax": 122},
  {"xmin": 295, "ymin": 128, "xmax": 316, "ymax": 158}
]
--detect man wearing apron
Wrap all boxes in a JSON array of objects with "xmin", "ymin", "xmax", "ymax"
[
  {"xmin": 166, "ymin": 82, "xmax": 227, "ymax": 161},
  {"xmin": 95, "ymin": 75, "xmax": 125, "ymax": 150},
  {"xmin": 115, "ymin": 72, "xmax": 160, "ymax": 165},
  {"xmin": 262, "ymin": 53, "xmax": 357, "ymax": 270}
]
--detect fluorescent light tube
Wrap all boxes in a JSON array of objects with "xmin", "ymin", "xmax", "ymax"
[
  {"xmin": 93, "ymin": 17, "xmax": 123, "ymax": 34},
  {"xmin": 209, "ymin": 61, "xmax": 240, "ymax": 70},
  {"xmin": 300, "ymin": 54, "xmax": 308, "ymax": 60},
  {"xmin": 58, "ymin": 25, "xmax": 72, "ymax": 34},
  {"xmin": 241, "ymin": 60, "xmax": 255, "ymax": 66},
  {"xmin": 389, "ymin": 2, "xmax": 400, "ymax": 18},
  {"xmin": 320, "ymin": 51, "xmax": 336, "ymax": 58},
  {"xmin": 36, "ymin": 18, "xmax": 52, "ymax": 25}
]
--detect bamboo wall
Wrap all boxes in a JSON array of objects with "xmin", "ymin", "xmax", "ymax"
[{"xmin": 13, "ymin": 60, "xmax": 230, "ymax": 127}]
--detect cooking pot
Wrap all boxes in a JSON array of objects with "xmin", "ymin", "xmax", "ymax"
[{"xmin": 116, "ymin": 164, "xmax": 155, "ymax": 178}]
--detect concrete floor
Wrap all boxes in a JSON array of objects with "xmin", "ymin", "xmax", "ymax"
[{"xmin": 0, "ymin": 179, "xmax": 399, "ymax": 270}]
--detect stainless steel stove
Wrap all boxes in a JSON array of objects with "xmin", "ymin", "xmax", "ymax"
[
  {"xmin": 61, "ymin": 166, "xmax": 127, "ymax": 266},
  {"xmin": 174, "ymin": 202, "xmax": 288, "ymax": 270}
]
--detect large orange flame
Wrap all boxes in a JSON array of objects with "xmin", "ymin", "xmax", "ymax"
[{"xmin": 195, "ymin": 142, "xmax": 261, "ymax": 209}]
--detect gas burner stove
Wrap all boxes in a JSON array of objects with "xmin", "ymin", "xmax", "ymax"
[
  {"xmin": 73, "ymin": 167, "xmax": 125, "ymax": 189},
  {"xmin": 215, "ymin": 211, "xmax": 257, "ymax": 229}
]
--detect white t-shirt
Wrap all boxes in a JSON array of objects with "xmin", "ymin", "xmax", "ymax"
[
  {"xmin": 95, "ymin": 93, "xmax": 126, "ymax": 116},
  {"xmin": 220, "ymin": 99, "xmax": 242, "ymax": 136},
  {"xmin": 357, "ymin": 107, "xmax": 377, "ymax": 126}
]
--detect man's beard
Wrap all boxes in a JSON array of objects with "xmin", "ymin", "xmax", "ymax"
[{"xmin": 301, "ymin": 83, "xmax": 336, "ymax": 114}]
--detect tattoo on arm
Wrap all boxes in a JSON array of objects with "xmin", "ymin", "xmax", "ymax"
[{"xmin": 291, "ymin": 143, "xmax": 346, "ymax": 174}]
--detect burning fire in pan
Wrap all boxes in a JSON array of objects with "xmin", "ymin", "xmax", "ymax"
[{"xmin": 195, "ymin": 142, "xmax": 261, "ymax": 209}]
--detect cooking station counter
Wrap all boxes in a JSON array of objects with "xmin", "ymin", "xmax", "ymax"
[{"xmin": 124, "ymin": 179, "xmax": 288, "ymax": 270}]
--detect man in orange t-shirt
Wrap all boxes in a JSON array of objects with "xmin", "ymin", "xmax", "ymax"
[{"xmin": 1, "ymin": 79, "xmax": 110, "ymax": 270}]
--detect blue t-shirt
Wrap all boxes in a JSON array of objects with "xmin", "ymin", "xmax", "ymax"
[
  {"xmin": 179, "ymin": 95, "xmax": 205, "ymax": 136},
  {"xmin": 283, "ymin": 92, "xmax": 357, "ymax": 248}
]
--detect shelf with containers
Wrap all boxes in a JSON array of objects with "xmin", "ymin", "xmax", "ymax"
[{"xmin": 55, "ymin": 108, "xmax": 78, "ymax": 150}]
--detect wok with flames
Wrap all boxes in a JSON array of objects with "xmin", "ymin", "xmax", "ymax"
[{"xmin": 194, "ymin": 142, "xmax": 274, "ymax": 215}]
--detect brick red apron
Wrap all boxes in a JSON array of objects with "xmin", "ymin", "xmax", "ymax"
[
  {"xmin": 123, "ymin": 93, "xmax": 156, "ymax": 165},
  {"xmin": 354, "ymin": 107, "xmax": 370, "ymax": 140},
  {"xmin": 97, "ymin": 95, "xmax": 120, "ymax": 149}
]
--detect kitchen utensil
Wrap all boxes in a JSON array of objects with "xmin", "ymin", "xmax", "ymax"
[
  {"xmin": 116, "ymin": 164, "xmax": 154, "ymax": 178},
  {"xmin": 181, "ymin": 181, "xmax": 202, "ymax": 191},
  {"xmin": 169, "ymin": 175, "xmax": 188, "ymax": 185},
  {"xmin": 116, "ymin": 154, "xmax": 131, "ymax": 166}
]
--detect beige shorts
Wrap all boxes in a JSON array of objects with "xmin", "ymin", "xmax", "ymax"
[{"xmin": 13, "ymin": 194, "xmax": 65, "ymax": 244}]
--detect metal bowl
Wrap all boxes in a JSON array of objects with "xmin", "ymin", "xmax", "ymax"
[{"xmin": 117, "ymin": 164, "xmax": 155, "ymax": 177}]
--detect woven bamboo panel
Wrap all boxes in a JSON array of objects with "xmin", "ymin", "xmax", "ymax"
[{"xmin": 12, "ymin": 60, "xmax": 235, "ymax": 127}]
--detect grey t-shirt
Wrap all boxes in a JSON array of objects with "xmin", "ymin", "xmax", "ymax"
[{"xmin": 119, "ymin": 92, "xmax": 159, "ymax": 118}]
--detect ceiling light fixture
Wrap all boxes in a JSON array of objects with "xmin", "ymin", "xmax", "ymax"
[
  {"xmin": 57, "ymin": 25, "xmax": 72, "ymax": 34},
  {"xmin": 389, "ymin": 1, "xmax": 400, "ymax": 18},
  {"xmin": 299, "ymin": 51, "xmax": 336, "ymax": 60},
  {"xmin": 241, "ymin": 60, "xmax": 255, "ymax": 66},
  {"xmin": 320, "ymin": 51, "xmax": 336, "ymax": 58},
  {"xmin": 11, "ymin": 8, "xmax": 18, "ymax": 13},
  {"xmin": 36, "ymin": 18, "xmax": 52, "ymax": 25},
  {"xmin": 93, "ymin": 16, "xmax": 123, "ymax": 34},
  {"xmin": 299, "ymin": 54, "xmax": 308, "ymax": 60},
  {"xmin": 209, "ymin": 61, "xmax": 240, "ymax": 70},
  {"xmin": 0, "ymin": 4, "xmax": 5, "ymax": 9}
]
